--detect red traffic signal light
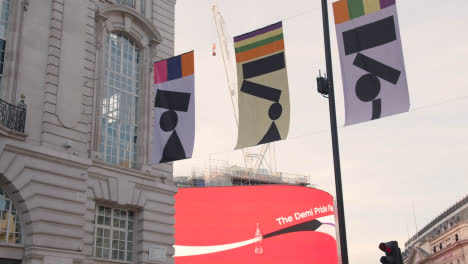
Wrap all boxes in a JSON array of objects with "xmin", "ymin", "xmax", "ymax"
[
  {"xmin": 379, "ymin": 241, "xmax": 403, "ymax": 264},
  {"xmin": 379, "ymin": 242, "xmax": 393, "ymax": 253}
]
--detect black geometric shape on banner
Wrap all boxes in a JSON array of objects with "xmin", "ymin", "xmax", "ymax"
[
  {"xmin": 353, "ymin": 53, "xmax": 401, "ymax": 84},
  {"xmin": 241, "ymin": 80, "xmax": 282, "ymax": 103},
  {"xmin": 160, "ymin": 110, "xmax": 178, "ymax": 132},
  {"xmin": 155, "ymin": 89, "xmax": 191, "ymax": 112},
  {"xmin": 160, "ymin": 131, "xmax": 186, "ymax": 163},
  {"xmin": 343, "ymin": 16, "xmax": 396, "ymax": 55},
  {"xmin": 263, "ymin": 219, "xmax": 322, "ymax": 239},
  {"xmin": 355, "ymin": 74, "xmax": 381, "ymax": 102},
  {"xmin": 242, "ymin": 52, "xmax": 286, "ymax": 79},
  {"xmin": 258, "ymin": 122, "xmax": 281, "ymax": 145},
  {"xmin": 372, "ymin": 99, "xmax": 382, "ymax": 120},
  {"xmin": 268, "ymin": 102, "xmax": 283, "ymax": 120}
]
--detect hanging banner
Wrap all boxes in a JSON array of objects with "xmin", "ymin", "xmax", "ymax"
[
  {"xmin": 152, "ymin": 51, "xmax": 195, "ymax": 163},
  {"xmin": 234, "ymin": 22, "xmax": 290, "ymax": 149},
  {"xmin": 174, "ymin": 185, "xmax": 337, "ymax": 264},
  {"xmin": 333, "ymin": 0, "xmax": 410, "ymax": 126}
]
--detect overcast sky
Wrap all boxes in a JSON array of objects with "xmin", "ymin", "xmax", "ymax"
[{"xmin": 172, "ymin": 0, "xmax": 468, "ymax": 263}]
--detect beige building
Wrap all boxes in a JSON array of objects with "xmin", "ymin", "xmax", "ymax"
[
  {"xmin": 0, "ymin": 0, "xmax": 178, "ymax": 263},
  {"xmin": 403, "ymin": 196, "xmax": 468, "ymax": 264}
]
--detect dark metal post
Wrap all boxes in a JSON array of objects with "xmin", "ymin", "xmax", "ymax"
[{"xmin": 321, "ymin": 0, "xmax": 349, "ymax": 263}]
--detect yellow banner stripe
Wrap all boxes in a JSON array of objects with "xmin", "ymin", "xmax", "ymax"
[
  {"xmin": 363, "ymin": 0, "xmax": 381, "ymax": 15},
  {"xmin": 234, "ymin": 28, "xmax": 283, "ymax": 48}
]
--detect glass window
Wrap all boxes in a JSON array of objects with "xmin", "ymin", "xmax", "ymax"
[
  {"xmin": 114, "ymin": 0, "xmax": 145, "ymax": 15},
  {"xmin": 139, "ymin": 0, "xmax": 145, "ymax": 15},
  {"xmin": 0, "ymin": 187, "xmax": 22, "ymax": 244},
  {"xmin": 94, "ymin": 205, "xmax": 135, "ymax": 262},
  {"xmin": 0, "ymin": 0, "xmax": 11, "ymax": 88},
  {"xmin": 101, "ymin": 32, "xmax": 140, "ymax": 168},
  {"xmin": 115, "ymin": 0, "xmax": 135, "ymax": 8}
]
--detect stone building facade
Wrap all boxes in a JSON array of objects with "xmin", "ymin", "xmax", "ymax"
[
  {"xmin": 0, "ymin": 0, "xmax": 178, "ymax": 263},
  {"xmin": 403, "ymin": 196, "xmax": 468, "ymax": 264}
]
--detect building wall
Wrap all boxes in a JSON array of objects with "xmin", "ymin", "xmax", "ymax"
[
  {"xmin": 404, "ymin": 198, "xmax": 468, "ymax": 264},
  {"xmin": 0, "ymin": 0, "xmax": 178, "ymax": 263}
]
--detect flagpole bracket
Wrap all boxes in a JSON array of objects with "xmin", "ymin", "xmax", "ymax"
[{"xmin": 316, "ymin": 70, "xmax": 329, "ymax": 98}]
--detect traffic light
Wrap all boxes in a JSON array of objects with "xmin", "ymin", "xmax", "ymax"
[{"xmin": 379, "ymin": 241, "xmax": 403, "ymax": 264}]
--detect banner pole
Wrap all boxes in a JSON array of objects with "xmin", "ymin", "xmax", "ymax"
[{"xmin": 321, "ymin": 1, "xmax": 349, "ymax": 263}]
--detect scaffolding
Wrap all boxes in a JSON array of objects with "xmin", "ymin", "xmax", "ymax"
[{"xmin": 175, "ymin": 166, "xmax": 311, "ymax": 188}]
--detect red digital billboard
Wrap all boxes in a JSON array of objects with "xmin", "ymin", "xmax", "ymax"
[{"xmin": 174, "ymin": 185, "xmax": 338, "ymax": 264}]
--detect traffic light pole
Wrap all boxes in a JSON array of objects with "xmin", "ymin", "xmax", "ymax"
[{"xmin": 321, "ymin": 0, "xmax": 349, "ymax": 263}]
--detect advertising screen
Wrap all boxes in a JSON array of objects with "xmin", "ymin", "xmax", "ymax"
[{"xmin": 174, "ymin": 185, "xmax": 338, "ymax": 264}]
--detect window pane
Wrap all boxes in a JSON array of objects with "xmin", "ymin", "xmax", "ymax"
[
  {"xmin": 94, "ymin": 207, "xmax": 135, "ymax": 260},
  {"xmin": 97, "ymin": 227, "xmax": 103, "ymax": 237},
  {"xmin": 104, "ymin": 229, "xmax": 110, "ymax": 238},
  {"xmin": 104, "ymin": 238, "xmax": 110, "ymax": 248},
  {"xmin": 96, "ymin": 237, "xmax": 102, "ymax": 247},
  {"xmin": 103, "ymin": 248, "xmax": 110, "ymax": 259},
  {"xmin": 0, "ymin": 187, "xmax": 22, "ymax": 245},
  {"xmin": 140, "ymin": 0, "xmax": 145, "ymax": 14},
  {"xmin": 0, "ymin": 0, "xmax": 10, "ymax": 87},
  {"xmin": 96, "ymin": 247, "xmax": 103, "ymax": 258},
  {"xmin": 115, "ymin": 0, "xmax": 135, "ymax": 8},
  {"xmin": 104, "ymin": 216, "xmax": 111, "ymax": 226}
]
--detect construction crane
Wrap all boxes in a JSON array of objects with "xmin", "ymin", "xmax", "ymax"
[{"xmin": 211, "ymin": 5, "xmax": 277, "ymax": 174}]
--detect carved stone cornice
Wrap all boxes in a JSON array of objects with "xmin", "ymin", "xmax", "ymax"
[{"xmin": 95, "ymin": 4, "xmax": 162, "ymax": 45}]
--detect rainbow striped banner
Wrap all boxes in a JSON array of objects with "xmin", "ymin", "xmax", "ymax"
[
  {"xmin": 234, "ymin": 22, "xmax": 285, "ymax": 63},
  {"xmin": 154, "ymin": 51, "xmax": 194, "ymax": 84},
  {"xmin": 333, "ymin": 0, "xmax": 410, "ymax": 126},
  {"xmin": 333, "ymin": 0, "xmax": 396, "ymax": 24},
  {"xmin": 152, "ymin": 51, "xmax": 195, "ymax": 164},
  {"xmin": 234, "ymin": 22, "xmax": 290, "ymax": 149}
]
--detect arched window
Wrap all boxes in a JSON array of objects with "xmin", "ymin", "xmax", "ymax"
[
  {"xmin": 101, "ymin": 32, "xmax": 140, "ymax": 168},
  {"xmin": 93, "ymin": 4, "xmax": 162, "ymax": 168},
  {"xmin": 0, "ymin": 187, "xmax": 21, "ymax": 244},
  {"xmin": 0, "ymin": 0, "xmax": 11, "ymax": 89}
]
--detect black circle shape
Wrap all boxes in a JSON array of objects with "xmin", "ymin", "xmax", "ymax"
[
  {"xmin": 268, "ymin": 102, "xmax": 283, "ymax": 120},
  {"xmin": 355, "ymin": 74, "xmax": 381, "ymax": 102},
  {"xmin": 160, "ymin": 110, "xmax": 178, "ymax": 132}
]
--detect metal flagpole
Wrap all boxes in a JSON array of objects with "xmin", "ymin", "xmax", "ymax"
[{"xmin": 320, "ymin": 0, "xmax": 349, "ymax": 263}]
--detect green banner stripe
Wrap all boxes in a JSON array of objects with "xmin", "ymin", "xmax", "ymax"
[
  {"xmin": 347, "ymin": 0, "xmax": 365, "ymax": 19},
  {"xmin": 235, "ymin": 33, "xmax": 284, "ymax": 53}
]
